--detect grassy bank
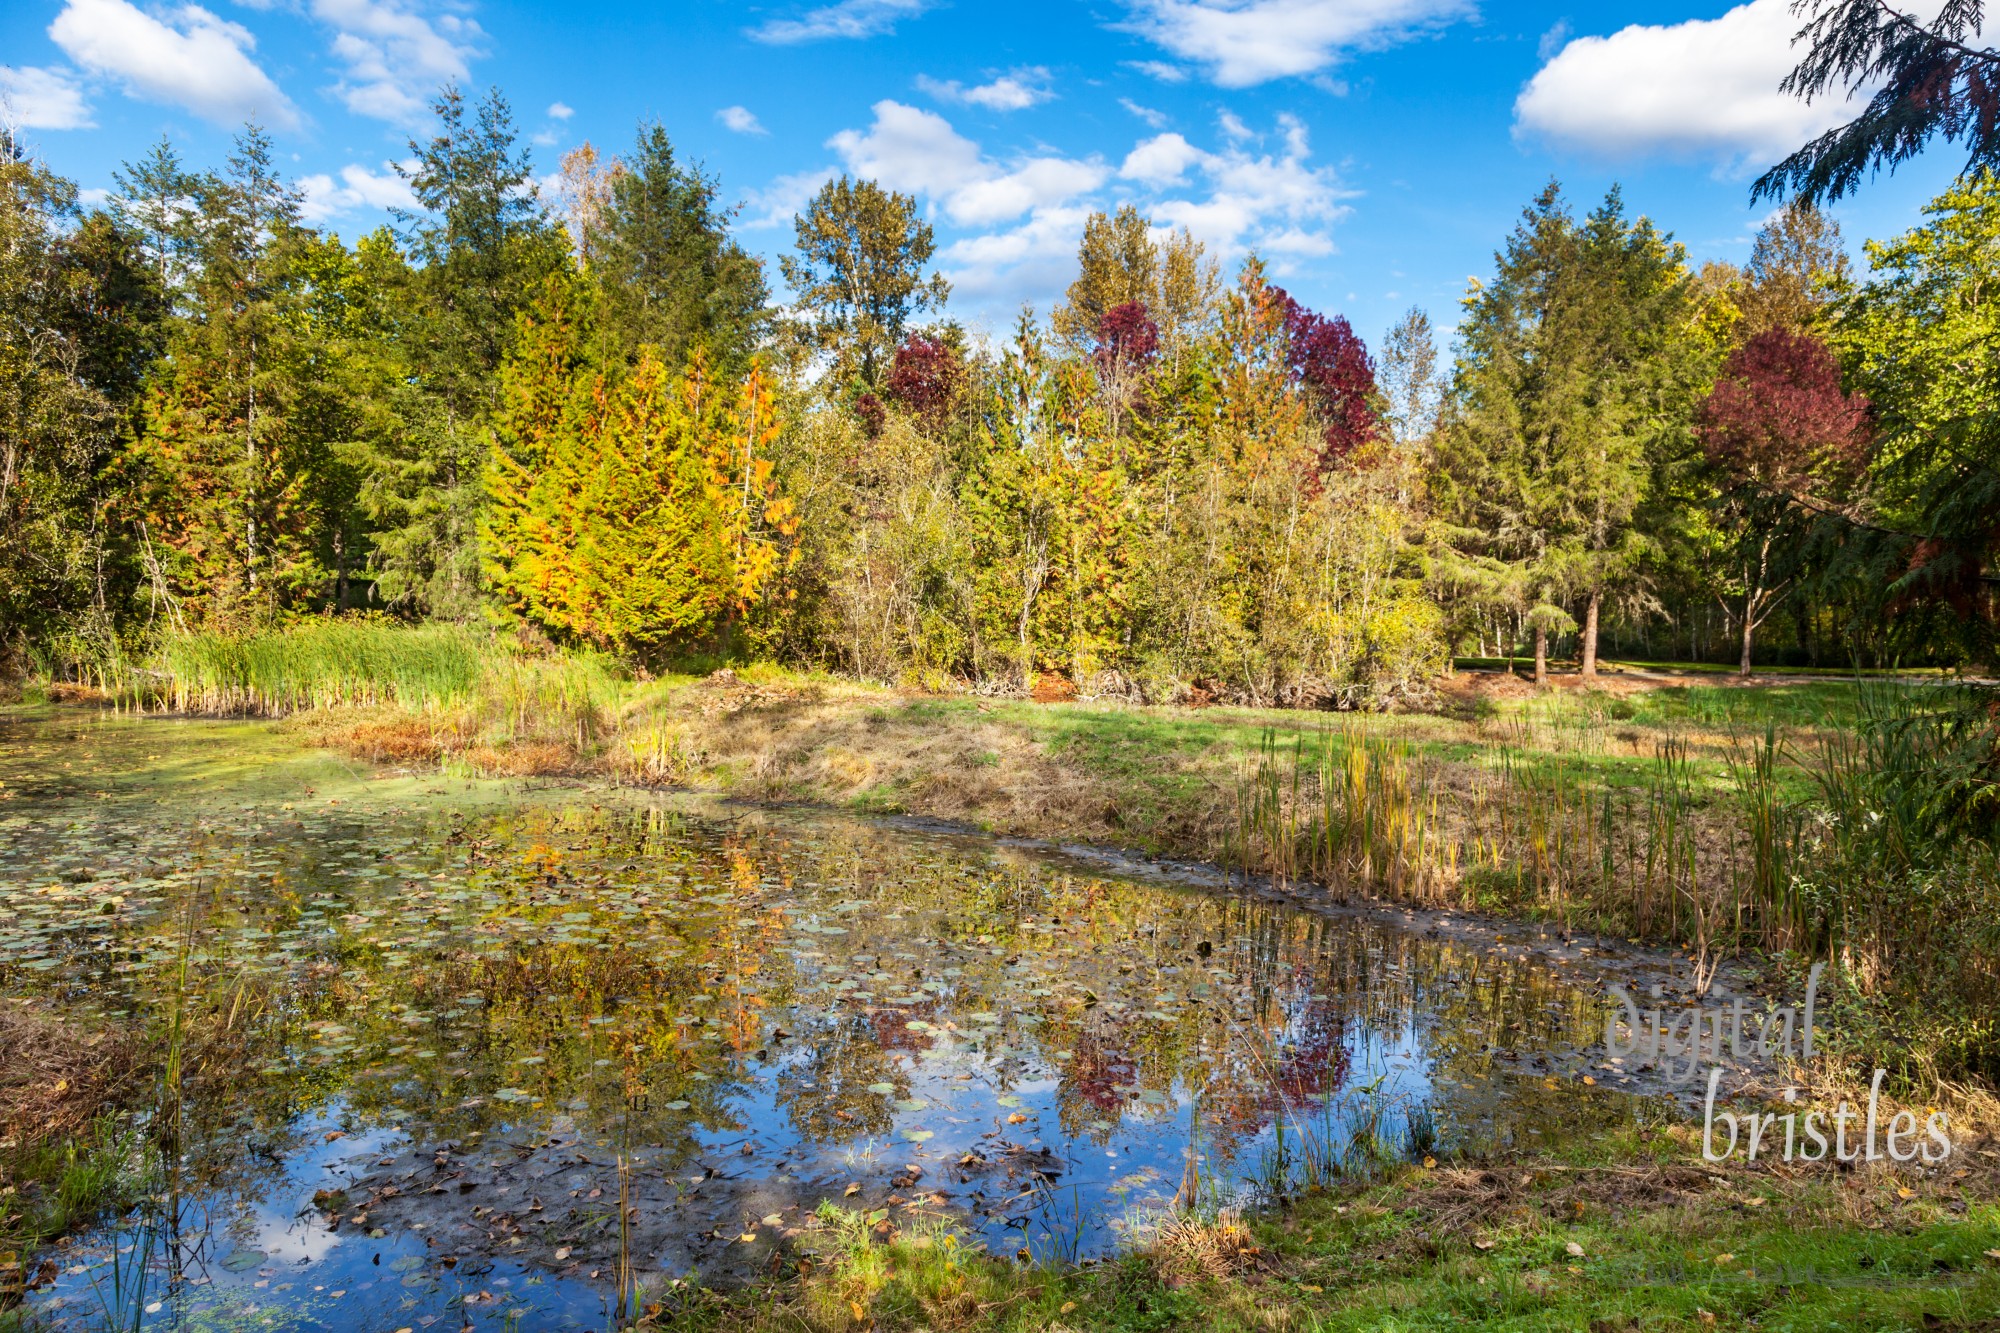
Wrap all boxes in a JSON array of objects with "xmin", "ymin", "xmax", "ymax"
[{"xmin": 631, "ymin": 1122, "xmax": 2000, "ymax": 1332}]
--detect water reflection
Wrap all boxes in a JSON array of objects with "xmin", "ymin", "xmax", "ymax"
[{"xmin": 0, "ymin": 709, "xmax": 1639, "ymax": 1330}]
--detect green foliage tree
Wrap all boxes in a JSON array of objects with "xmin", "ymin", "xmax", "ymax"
[
  {"xmin": 1438, "ymin": 183, "xmax": 1697, "ymax": 679},
  {"xmin": 1831, "ymin": 169, "xmax": 2000, "ymax": 652},
  {"xmin": 370, "ymin": 85, "xmax": 568, "ymax": 619},
  {"xmin": 586, "ymin": 125, "xmax": 768, "ymax": 372},
  {"xmin": 0, "ymin": 146, "xmax": 161, "ymax": 658},
  {"xmin": 781, "ymin": 176, "xmax": 948, "ymax": 390}
]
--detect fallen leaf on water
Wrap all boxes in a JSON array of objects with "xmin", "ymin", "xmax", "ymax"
[
  {"xmin": 553, "ymin": 1247, "xmax": 570, "ymax": 1261},
  {"xmin": 844, "ymin": 1183, "xmax": 861, "ymax": 1197},
  {"xmin": 738, "ymin": 1232, "xmax": 757, "ymax": 1243},
  {"xmin": 1006, "ymin": 1113, "xmax": 1028, "ymax": 1125},
  {"xmin": 762, "ymin": 1214, "xmax": 783, "ymax": 1226}
]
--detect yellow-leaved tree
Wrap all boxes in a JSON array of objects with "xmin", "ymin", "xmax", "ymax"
[{"xmin": 486, "ymin": 281, "xmax": 795, "ymax": 655}]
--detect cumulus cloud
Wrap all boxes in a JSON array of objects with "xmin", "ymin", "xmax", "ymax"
[
  {"xmin": 1122, "ymin": 113, "xmax": 1351, "ymax": 260},
  {"xmin": 49, "ymin": 0, "xmax": 297, "ymax": 128},
  {"xmin": 1120, "ymin": 131, "xmax": 1202, "ymax": 186},
  {"xmin": 1514, "ymin": 0, "xmax": 1860, "ymax": 168},
  {"xmin": 806, "ymin": 99, "xmax": 1351, "ymax": 313},
  {"xmin": 311, "ymin": 0, "xmax": 483, "ymax": 123},
  {"xmin": 742, "ymin": 166, "xmax": 837, "ymax": 229},
  {"xmin": 916, "ymin": 67, "xmax": 1054, "ymax": 111},
  {"xmin": 717, "ymin": 105, "xmax": 768, "ymax": 135},
  {"xmin": 828, "ymin": 99, "xmax": 1107, "ymax": 227},
  {"xmin": 0, "ymin": 65, "xmax": 93, "ymax": 130},
  {"xmin": 299, "ymin": 160, "xmax": 418, "ymax": 221},
  {"xmin": 547, "ymin": 101, "xmax": 574, "ymax": 120},
  {"xmin": 1118, "ymin": 0, "xmax": 1472, "ymax": 88},
  {"xmin": 750, "ymin": 0, "xmax": 931, "ymax": 44}
]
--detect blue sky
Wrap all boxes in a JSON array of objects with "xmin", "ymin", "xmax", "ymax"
[{"xmin": 0, "ymin": 0, "xmax": 1973, "ymax": 351}]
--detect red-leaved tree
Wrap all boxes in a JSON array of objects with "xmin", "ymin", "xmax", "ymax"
[
  {"xmin": 1698, "ymin": 325, "xmax": 1871, "ymax": 673},
  {"xmin": 1272, "ymin": 288, "xmax": 1381, "ymax": 471},
  {"xmin": 884, "ymin": 335, "xmax": 966, "ymax": 435},
  {"xmin": 1094, "ymin": 300, "xmax": 1160, "ymax": 437}
]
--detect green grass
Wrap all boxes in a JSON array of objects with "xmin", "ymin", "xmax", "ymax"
[
  {"xmin": 153, "ymin": 620, "xmax": 489, "ymax": 713},
  {"xmin": 630, "ymin": 1125, "xmax": 2000, "ymax": 1332}
]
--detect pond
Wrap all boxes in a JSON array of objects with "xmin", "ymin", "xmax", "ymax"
[{"xmin": 0, "ymin": 706, "xmax": 1652, "ymax": 1331}]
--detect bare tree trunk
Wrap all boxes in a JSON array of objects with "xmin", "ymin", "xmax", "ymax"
[
  {"xmin": 1739, "ymin": 607, "xmax": 1755, "ymax": 677},
  {"xmin": 1534, "ymin": 624, "xmax": 1548, "ymax": 686},
  {"xmin": 1580, "ymin": 590, "xmax": 1600, "ymax": 677}
]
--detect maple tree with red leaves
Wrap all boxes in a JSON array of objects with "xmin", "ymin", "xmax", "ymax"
[
  {"xmin": 1272, "ymin": 288, "xmax": 1383, "ymax": 471},
  {"xmin": 1698, "ymin": 325, "xmax": 1872, "ymax": 674},
  {"xmin": 884, "ymin": 335, "xmax": 967, "ymax": 433},
  {"xmin": 1700, "ymin": 325, "xmax": 1870, "ymax": 504}
]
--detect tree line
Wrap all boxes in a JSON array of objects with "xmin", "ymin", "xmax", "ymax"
[{"xmin": 4, "ymin": 84, "xmax": 1997, "ymax": 701}]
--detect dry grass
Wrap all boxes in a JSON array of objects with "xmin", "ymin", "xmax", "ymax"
[{"xmin": 0, "ymin": 1003, "xmax": 145, "ymax": 1149}]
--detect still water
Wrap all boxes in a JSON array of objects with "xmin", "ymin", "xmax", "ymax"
[{"xmin": 0, "ymin": 706, "xmax": 1642, "ymax": 1330}]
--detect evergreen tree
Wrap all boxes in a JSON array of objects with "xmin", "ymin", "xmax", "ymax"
[
  {"xmin": 1438, "ymin": 183, "xmax": 1695, "ymax": 680},
  {"xmin": 371, "ymin": 85, "xmax": 567, "ymax": 619},
  {"xmin": 588, "ymin": 124, "xmax": 767, "ymax": 372}
]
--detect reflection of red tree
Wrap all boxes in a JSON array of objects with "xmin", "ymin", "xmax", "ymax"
[
  {"xmin": 1063, "ymin": 1028, "xmax": 1137, "ymax": 1115},
  {"xmin": 864, "ymin": 1002, "xmax": 938, "ymax": 1053},
  {"xmin": 1270, "ymin": 996, "xmax": 1352, "ymax": 1110}
]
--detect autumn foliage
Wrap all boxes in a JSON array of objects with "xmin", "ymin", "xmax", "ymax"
[{"xmin": 1699, "ymin": 325, "xmax": 1870, "ymax": 501}]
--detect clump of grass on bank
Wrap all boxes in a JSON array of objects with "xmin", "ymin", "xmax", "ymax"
[
  {"xmin": 0, "ymin": 1005, "xmax": 151, "ymax": 1302},
  {"xmin": 152, "ymin": 620, "xmax": 488, "ymax": 714}
]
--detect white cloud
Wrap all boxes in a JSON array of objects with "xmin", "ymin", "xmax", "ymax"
[
  {"xmin": 1218, "ymin": 108, "xmax": 1254, "ymax": 141},
  {"xmin": 1120, "ymin": 98, "xmax": 1169, "ymax": 129},
  {"xmin": 48, "ymin": 0, "xmax": 297, "ymax": 128},
  {"xmin": 0, "ymin": 65, "xmax": 93, "ymax": 130},
  {"xmin": 1514, "ymin": 0, "xmax": 1860, "ymax": 168},
  {"xmin": 1148, "ymin": 113, "xmax": 1352, "ymax": 258},
  {"xmin": 298, "ymin": 160, "xmax": 418, "ymax": 221},
  {"xmin": 1119, "ymin": 0, "xmax": 1471, "ymax": 88},
  {"xmin": 1125, "ymin": 59, "xmax": 1188, "ymax": 83},
  {"xmin": 743, "ymin": 166, "xmax": 836, "ymax": 229},
  {"xmin": 547, "ymin": 101, "xmax": 573, "ymax": 120},
  {"xmin": 827, "ymin": 99, "xmax": 1106, "ymax": 227},
  {"xmin": 750, "ymin": 0, "xmax": 931, "ymax": 44},
  {"xmin": 1120, "ymin": 131, "xmax": 1202, "ymax": 186},
  {"xmin": 717, "ymin": 105, "xmax": 768, "ymax": 135},
  {"xmin": 941, "ymin": 203, "xmax": 1095, "ymax": 304},
  {"xmin": 310, "ymin": 0, "xmax": 483, "ymax": 123},
  {"xmin": 940, "ymin": 111, "xmax": 1351, "ymax": 309},
  {"xmin": 916, "ymin": 67, "xmax": 1054, "ymax": 111}
]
